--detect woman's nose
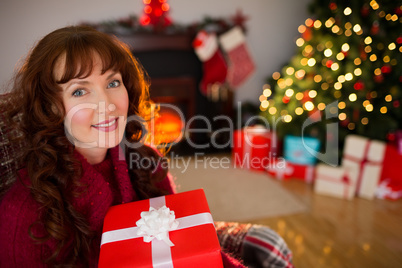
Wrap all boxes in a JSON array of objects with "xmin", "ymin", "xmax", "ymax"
[{"xmin": 96, "ymin": 90, "xmax": 115, "ymax": 114}]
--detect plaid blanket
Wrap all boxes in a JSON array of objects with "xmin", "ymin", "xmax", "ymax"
[{"xmin": 216, "ymin": 222, "xmax": 293, "ymax": 268}]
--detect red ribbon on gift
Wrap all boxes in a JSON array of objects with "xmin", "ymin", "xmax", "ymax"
[
  {"xmin": 343, "ymin": 140, "xmax": 372, "ymax": 194},
  {"xmin": 343, "ymin": 140, "xmax": 383, "ymax": 195},
  {"xmin": 344, "ymin": 141, "xmax": 369, "ymax": 195}
]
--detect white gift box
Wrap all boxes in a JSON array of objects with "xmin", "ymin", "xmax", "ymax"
[
  {"xmin": 314, "ymin": 164, "xmax": 355, "ymax": 200},
  {"xmin": 342, "ymin": 135, "xmax": 370, "ymax": 184},
  {"xmin": 359, "ymin": 163, "xmax": 383, "ymax": 200},
  {"xmin": 342, "ymin": 135, "xmax": 386, "ymax": 200}
]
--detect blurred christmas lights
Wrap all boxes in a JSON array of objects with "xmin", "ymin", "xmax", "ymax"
[{"xmin": 259, "ymin": 0, "xmax": 401, "ymax": 138}]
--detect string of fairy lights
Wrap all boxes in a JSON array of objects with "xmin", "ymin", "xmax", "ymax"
[{"xmin": 260, "ymin": 0, "xmax": 401, "ymax": 131}]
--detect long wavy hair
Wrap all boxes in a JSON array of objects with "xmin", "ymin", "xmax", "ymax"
[{"xmin": 6, "ymin": 25, "xmax": 168, "ymax": 267}]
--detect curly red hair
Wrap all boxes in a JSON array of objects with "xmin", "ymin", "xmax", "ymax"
[{"xmin": 6, "ymin": 26, "xmax": 168, "ymax": 266}]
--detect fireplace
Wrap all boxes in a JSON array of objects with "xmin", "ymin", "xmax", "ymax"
[
  {"xmin": 148, "ymin": 77, "xmax": 194, "ymax": 145},
  {"xmin": 115, "ymin": 33, "xmax": 233, "ymax": 154}
]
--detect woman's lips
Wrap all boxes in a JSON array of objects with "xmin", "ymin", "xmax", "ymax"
[{"xmin": 92, "ymin": 118, "xmax": 118, "ymax": 132}]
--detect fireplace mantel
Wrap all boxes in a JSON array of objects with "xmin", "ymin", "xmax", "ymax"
[{"xmin": 114, "ymin": 33, "xmax": 194, "ymax": 52}]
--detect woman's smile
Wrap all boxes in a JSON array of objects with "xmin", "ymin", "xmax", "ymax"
[{"xmin": 92, "ymin": 117, "xmax": 119, "ymax": 132}]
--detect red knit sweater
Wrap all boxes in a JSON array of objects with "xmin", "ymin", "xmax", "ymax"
[{"xmin": 0, "ymin": 146, "xmax": 244, "ymax": 267}]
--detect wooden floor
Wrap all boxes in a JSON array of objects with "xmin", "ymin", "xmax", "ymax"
[{"xmin": 247, "ymin": 179, "xmax": 402, "ymax": 268}]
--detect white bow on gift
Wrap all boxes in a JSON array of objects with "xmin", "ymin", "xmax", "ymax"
[
  {"xmin": 136, "ymin": 205, "xmax": 179, "ymax": 247},
  {"xmin": 268, "ymin": 161, "xmax": 294, "ymax": 180}
]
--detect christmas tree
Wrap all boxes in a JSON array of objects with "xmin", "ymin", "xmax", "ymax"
[{"xmin": 260, "ymin": 0, "xmax": 402, "ymax": 150}]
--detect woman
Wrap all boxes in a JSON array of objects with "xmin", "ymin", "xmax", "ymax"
[{"xmin": 0, "ymin": 26, "xmax": 245, "ymax": 267}]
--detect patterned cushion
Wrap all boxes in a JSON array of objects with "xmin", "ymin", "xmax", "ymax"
[{"xmin": 0, "ymin": 94, "xmax": 25, "ymax": 197}]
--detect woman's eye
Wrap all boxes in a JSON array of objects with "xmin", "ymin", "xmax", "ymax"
[
  {"xmin": 72, "ymin": 89, "xmax": 86, "ymax": 97},
  {"xmin": 108, "ymin": 80, "xmax": 120, "ymax": 88}
]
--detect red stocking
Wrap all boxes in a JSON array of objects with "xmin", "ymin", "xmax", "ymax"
[
  {"xmin": 219, "ymin": 26, "xmax": 255, "ymax": 88},
  {"xmin": 193, "ymin": 31, "xmax": 228, "ymax": 95}
]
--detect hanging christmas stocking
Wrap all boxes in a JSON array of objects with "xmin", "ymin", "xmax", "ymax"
[
  {"xmin": 219, "ymin": 26, "xmax": 255, "ymax": 88},
  {"xmin": 193, "ymin": 30, "xmax": 228, "ymax": 95}
]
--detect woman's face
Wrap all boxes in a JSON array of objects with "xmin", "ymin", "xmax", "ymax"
[{"xmin": 56, "ymin": 54, "xmax": 129, "ymax": 160}]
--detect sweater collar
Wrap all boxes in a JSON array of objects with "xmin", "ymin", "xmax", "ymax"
[
  {"xmin": 108, "ymin": 145, "xmax": 137, "ymax": 203},
  {"xmin": 74, "ymin": 145, "xmax": 137, "ymax": 204}
]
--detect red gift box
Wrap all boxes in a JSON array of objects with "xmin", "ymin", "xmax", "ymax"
[
  {"xmin": 99, "ymin": 189, "xmax": 223, "ymax": 268},
  {"xmin": 266, "ymin": 159, "xmax": 315, "ymax": 183},
  {"xmin": 380, "ymin": 144, "xmax": 402, "ymax": 182},
  {"xmin": 289, "ymin": 162, "xmax": 315, "ymax": 183},
  {"xmin": 232, "ymin": 126, "xmax": 276, "ymax": 171}
]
